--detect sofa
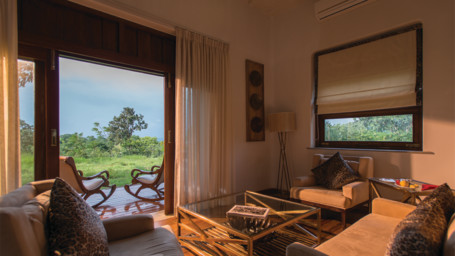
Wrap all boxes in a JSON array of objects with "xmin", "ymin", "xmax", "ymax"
[
  {"xmin": 286, "ymin": 197, "xmax": 455, "ymax": 256},
  {"xmin": 0, "ymin": 179, "xmax": 183, "ymax": 256},
  {"xmin": 290, "ymin": 154, "xmax": 374, "ymax": 228}
]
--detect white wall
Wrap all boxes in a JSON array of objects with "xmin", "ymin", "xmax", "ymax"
[
  {"xmin": 271, "ymin": 0, "xmax": 455, "ymax": 187},
  {"xmin": 72, "ymin": 0, "xmax": 278, "ymax": 192},
  {"xmin": 74, "ymin": 0, "xmax": 455, "ymax": 190}
]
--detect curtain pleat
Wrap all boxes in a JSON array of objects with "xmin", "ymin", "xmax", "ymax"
[
  {"xmin": 0, "ymin": 0, "xmax": 21, "ymax": 195},
  {"xmin": 175, "ymin": 28, "xmax": 232, "ymax": 207}
]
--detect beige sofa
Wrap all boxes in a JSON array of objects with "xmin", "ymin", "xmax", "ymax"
[
  {"xmin": 290, "ymin": 154, "xmax": 374, "ymax": 228},
  {"xmin": 0, "ymin": 179, "xmax": 183, "ymax": 256},
  {"xmin": 286, "ymin": 198, "xmax": 455, "ymax": 256}
]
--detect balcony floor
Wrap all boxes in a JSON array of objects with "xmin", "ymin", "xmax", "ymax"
[{"xmin": 86, "ymin": 184, "xmax": 167, "ymax": 220}]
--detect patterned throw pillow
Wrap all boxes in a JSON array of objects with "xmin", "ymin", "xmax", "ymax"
[
  {"xmin": 48, "ymin": 178, "xmax": 109, "ymax": 256},
  {"xmin": 311, "ymin": 152, "xmax": 359, "ymax": 189},
  {"xmin": 386, "ymin": 183, "xmax": 455, "ymax": 256}
]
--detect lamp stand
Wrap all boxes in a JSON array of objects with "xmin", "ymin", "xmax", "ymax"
[{"xmin": 276, "ymin": 131, "xmax": 291, "ymax": 194}]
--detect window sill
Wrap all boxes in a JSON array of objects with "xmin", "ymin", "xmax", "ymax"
[{"xmin": 307, "ymin": 147, "xmax": 434, "ymax": 154}]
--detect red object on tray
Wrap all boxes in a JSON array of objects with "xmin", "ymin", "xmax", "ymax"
[{"xmin": 421, "ymin": 184, "xmax": 438, "ymax": 191}]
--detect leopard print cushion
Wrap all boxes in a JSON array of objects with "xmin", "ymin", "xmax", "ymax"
[
  {"xmin": 311, "ymin": 152, "xmax": 359, "ymax": 189},
  {"xmin": 48, "ymin": 178, "xmax": 109, "ymax": 255},
  {"xmin": 386, "ymin": 183, "xmax": 455, "ymax": 256}
]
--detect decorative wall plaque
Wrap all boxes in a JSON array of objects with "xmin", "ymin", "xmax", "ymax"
[{"xmin": 246, "ymin": 60, "xmax": 265, "ymax": 141}]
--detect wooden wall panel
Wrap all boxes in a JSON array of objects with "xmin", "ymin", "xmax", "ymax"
[
  {"xmin": 102, "ymin": 20, "xmax": 119, "ymax": 52},
  {"xmin": 119, "ymin": 24, "xmax": 138, "ymax": 57},
  {"xmin": 18, "ymin": 0, "xmax": 175, "ymax": 73},
  {"xmin": 138, "ymin": 31, "xmax": 152, "ymax": 60}
]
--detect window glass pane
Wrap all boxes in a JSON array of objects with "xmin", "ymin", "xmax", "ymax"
[
  {"xmin": 59, "ymin": 57, "xmax": 164, "ymax": 187},
  {"xmin": 325, "ymin": 115, "xmax": 413, "ymax": 142},
  {"xmin": 18, "ymin": 59, "xmax": 35, "ymax": 185}
]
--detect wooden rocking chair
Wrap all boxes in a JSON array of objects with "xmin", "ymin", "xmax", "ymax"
[
  {"xmin": 59, "ymin": 156, "xmax": 116, "ymax": 208},
  {"xmin": 124, "ymin": 161, "xmax": 164, "ymax": 201}
]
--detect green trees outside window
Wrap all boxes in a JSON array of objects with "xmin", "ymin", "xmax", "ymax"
[{"xmin": 325, "ymin": 115, "xmax": 413, "ymax": 142}]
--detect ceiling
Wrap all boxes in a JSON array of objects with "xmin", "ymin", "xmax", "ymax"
[{"xmin": 248, "ymin": 0, "xmax": 303, "ymax": 16}]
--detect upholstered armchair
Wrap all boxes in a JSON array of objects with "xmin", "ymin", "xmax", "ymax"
[{"xmin": 290, "ymin": 154, "xmax": 374, "ymax": 228}]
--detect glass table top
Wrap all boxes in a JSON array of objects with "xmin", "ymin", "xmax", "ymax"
[{"xmin": 179, "ymin": 191, "xmax": 318, "ymax": 236}]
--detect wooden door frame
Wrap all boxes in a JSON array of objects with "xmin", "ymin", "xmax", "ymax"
[
  {"xmin": 18, "ymin": 44, "xmax": 60, "ymax": 180},
  {"xmin": 18, "ymin": 0, "xmax": 176, "ymax": 214}
]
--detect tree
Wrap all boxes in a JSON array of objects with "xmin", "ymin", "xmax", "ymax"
[
  {"xmin": 105, "ymin": 107, "xmax": 148, "ymax": 144},
  {"xmin": 18, "ymin": 60, "xmax": 34, "ymax": 88},
  {"xmin": 20, "ymin": 119, "xmax": 34, "ymax": 154}
]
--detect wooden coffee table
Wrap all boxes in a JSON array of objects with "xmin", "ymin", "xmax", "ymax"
[{"xmin": 177, "ymin": 191, "xmax": 321, "ymax": 256}]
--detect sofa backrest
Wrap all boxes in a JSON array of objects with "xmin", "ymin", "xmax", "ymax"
[
  {"xmin": 0, "ymin": 179, "xmax": 54, "ymax": 256},
  {"xmin": 312, "ymin": 154, "xmax": 374, "ymax": 178}
]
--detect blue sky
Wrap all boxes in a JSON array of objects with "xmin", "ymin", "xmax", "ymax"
[{"xmin": 19, "ymin": 58, "xmax": 165, "ymax": 141}]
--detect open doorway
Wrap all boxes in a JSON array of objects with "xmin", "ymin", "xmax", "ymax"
[{"xmin": 59, "ymin": 56, "xmax": 165, "ymax": 197}]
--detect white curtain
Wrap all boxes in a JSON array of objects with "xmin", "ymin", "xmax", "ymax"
[
  {"xmin": 0, "ymin": 0, "xmax": 20, "ymax": 195},
  {"xmin": 175, "ymin": 27, "xmax": 232, "ymax": 207}
]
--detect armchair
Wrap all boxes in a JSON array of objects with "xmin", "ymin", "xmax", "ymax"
[
  {"xmin": 290, "ymin": 154, "xmax": 373, "ymax": 228},
  {"xmin": 59, "ymin": 156, "xmax": 116, "ymax": 207}
]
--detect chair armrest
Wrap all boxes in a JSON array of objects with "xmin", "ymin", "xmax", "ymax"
[
  {"xmin": 103, "ymin": 214, "xmax": 155, "ymax": 242},
  {"xmin": 286, "ymin": 242, "xmax": 328, "ymax": 256},
  {"xmin": 131, "ymin": 165, "xmax": 161, "ymax": 178},
  {"xmin": 372, "ymin": 198, "xmax": 416, "ymax": 219},
  {"xmin": 293, "ymin": 175, "xmax": 317, "ymax": 187},
  {"xmin": 83, "ymin": 170, "xmax": 110, "ymax": 180},
  {"xmin": 342, "ymin": 180, "xmax": 369, "ymax": 201}
]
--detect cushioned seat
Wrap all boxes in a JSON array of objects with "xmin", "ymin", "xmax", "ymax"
[
  {"xmin": 109, "ymin": 228, "xmax": 184, "ymax": 256},
  {"xmin": 290, "ymin": 154, "xmax": 373, "ymax": 228},
  {"xmin": 82, "ymin": 179, "xmax": 105, "ymax": 191},
  {"xmin": 137, "ymin": 175, "xmax": 157, "ymax": 184},
  {"xmin": 292, "ymin": 185, "xmax": 352, "ymax": 209},
  {"xmin": 316, "ymin": 214, "xmax": 402, "ymax": 256}
]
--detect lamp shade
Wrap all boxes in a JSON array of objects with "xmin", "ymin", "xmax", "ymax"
[{"xmin": 268, "ymin": 112, "xmax": 296, "ymax": 132}]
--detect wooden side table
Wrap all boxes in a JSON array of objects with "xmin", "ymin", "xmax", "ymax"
[{"xmin": 368, "ymin": 178, "xmax": 435, "ymax": 209}]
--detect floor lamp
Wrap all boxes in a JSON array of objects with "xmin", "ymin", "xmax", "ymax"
[{"xmin": 268, "ymin": 112, "xmax": 296, "ymax": 194}]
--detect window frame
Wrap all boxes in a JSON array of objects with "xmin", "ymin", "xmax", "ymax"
[
  {"xmin": 313, "ymin": 24, "xmax": 423, "ymax": 151},
  {"xmin": 316, "ymin": 106, "xmax": 422, "ymax": 151}
]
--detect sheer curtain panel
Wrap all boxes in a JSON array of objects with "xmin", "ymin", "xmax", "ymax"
[
  {"xmin": 175, "ymin": 27, "xmax": 232, "ymax": 207},
  {"xmin": 0, "ymin": 0, "xmax": 20, "ymax": 195}
]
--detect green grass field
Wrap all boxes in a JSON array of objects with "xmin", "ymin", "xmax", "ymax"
[{"xmin": 21, "ymin": 153, "xmax": 162, "ymax": 187}]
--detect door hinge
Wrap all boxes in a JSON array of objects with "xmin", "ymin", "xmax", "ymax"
[
  {"xmin": 50, "ymin": 50, "xmax": 56, "ymax": 71},
  {"xmin": 167, "ymin": 73, "xmax": 172, "ymax": 89},
  {"xmin": 51, "ymin": 129, "xmax": 57, "ymax": 146},
  {"xmin": 168, "ymin": 130, "xmax": 172, "ymax": 144}
]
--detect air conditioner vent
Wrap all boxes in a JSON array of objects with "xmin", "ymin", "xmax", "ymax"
[{"xmin": 314, "ymin": 0, "xmax": 375, "ymax": 21}]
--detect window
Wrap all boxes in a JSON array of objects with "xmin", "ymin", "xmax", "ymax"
[
  {"xmin": 18, "ymin": 59, "xmax": 35, "ymax": 185},
  {"xmin": 314, "ymin": 24, "xmax": 422, "ymax": 150}
]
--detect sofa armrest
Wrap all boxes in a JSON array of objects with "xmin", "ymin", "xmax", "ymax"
[
  {"xmin": 293, "ymin": 175, "xmax": 317, "ymax": 187},
  {"xmin": 30, "ymin": 179, "xmax": 55, "ymax": 194},
  {"xmin": 286, "ymin": 242, "xmax": 328, "ymax": 256},
  {"xmin": 372, "ymin": 198, "xmax": 416, "ymax": 219},
  {"xmin": 103, "ymin": 214, "xmax": 155, "ymax": 242},
  {"xmin": 342, "ymin": 180, "xmax": 369, "ymax": 202}
]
